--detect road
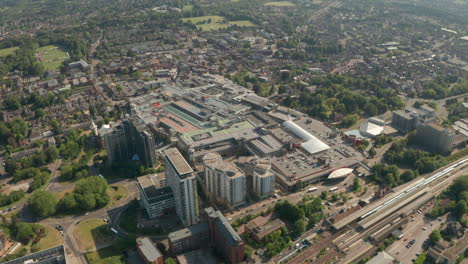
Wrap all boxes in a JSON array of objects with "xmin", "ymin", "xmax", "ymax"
[
  {"xmin": 37, "ymin": 178, "xmax": 138, "ymax": 264},
  {"xmin": 226, "ymin": 174, "xmax": 355, "ymax": 223}
]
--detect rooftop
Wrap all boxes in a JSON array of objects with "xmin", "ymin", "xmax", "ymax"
[
  {"xmin": 246, "ymin": 218, "xmax": 285, "ymax": 240},
  {"xmin": 136, "ymin": 237, "xmax": 162, "ymax": 262},
  {"xmin": 168, "ymin": 223, "xmax": 209, "ymax": 242},
  {"xmin": 164, "ymin": 148, "xmax": 193, "ymax": 176}
]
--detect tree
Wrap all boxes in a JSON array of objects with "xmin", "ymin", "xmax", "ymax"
[
  {"xmin": 429, "ymin": 230, "xmax": 441, "ymax": 244},
  {"xmin": 57, "ymin": 193, "xmax": 78, "ymax": 213},
  {"xmin": 28, "ymin": 191, "xmax": 57, "ymax": 217},
  {"xmin": 164, "ymin": 258, "xmax": 177, "ymax": 264},
  {"xmin": 353, "ymin": 178, "xmax": 362, "ymax": 193},
  {"xmin": 453, "ymin": 200, "xmax": 467, "ymax": 219},
  {"xmin": 50, "ymin": 120, "xmax": 62, "ymax": 135},
  {"xmin": 275, "ymin": 200, "xmax": 304, "ymax": 222},
  {"xmin": 293, "ymin": 219, "xmax": 306, "ymax": 235},
  {"xmin": 245, "ymin": 245, "xmax": 253, "ymax": 259},
  {"xmin": 44, "ymin": 146, "xmax": 59, "ymax": 162},
  {"xmin": 16, "ymin": 223, "xmax": 36, "ymax": 243},
  {"xmin": 35, "ymin": 108, "xmax": 45, "ymax": 119}
]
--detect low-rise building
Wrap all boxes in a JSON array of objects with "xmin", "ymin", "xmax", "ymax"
[
  {"xmin": 245, "ymin": 218, "xmax": 285, "ymax": 242},
  {"xmin": 136, "ymin": 237, "xmax": 164, "ymax": 264}
]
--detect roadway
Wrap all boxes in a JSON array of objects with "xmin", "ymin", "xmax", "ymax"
[
  {"xmin": 225, "ymin": 174, "xmax": 356, "ymax": 223},
  {"xmin": 38, "ymin": 178, "xmax": 138, "ymax": 264}
]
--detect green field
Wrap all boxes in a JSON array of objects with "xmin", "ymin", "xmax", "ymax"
[
  {"xmin": 0, "ymin": 46, "xmax": 19, "ymax": 57},
  {"xmin": 182, "ymin": 15, "xmax": 225, "ymax": 24},
  {"xmin": 85, "ymin": 247, "xmax": 125, "ymax": 264},
  {"xmin": 182, "ymin": 16, "xmax": 255, "ymax": 31},
  {"xmin": 32, "ymin": 226, "xmax": 63, "ymax": 253},
  {"xmin": 229, "ymin": 20, "xmax": 256, "ymax": 27},
  {"xmin": 74, "ymin": 219, "xmax": 114, "ymax": 251},
  {"xmin": 36, "ymin": 45, "xmax": 69, "ymax": 71},
  {"xmin": 264, "ymin": 1, "xmax": 296, "ymax": 6},
  {"xmin": 182, "ymin": 4, "xmax": 193, "ymax": 12},
  {"xmin": 107, "ymin": 184, "xmax": 129, "ymax": 207}
]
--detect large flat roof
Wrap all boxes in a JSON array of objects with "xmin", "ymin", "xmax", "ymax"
[
  {"xmin": 136, "ymin": 237, "xmax": 162, "ymax": 262},
  {"xmin": 164, "ymin": 148, "xmax": 193, "ymax": 176}
]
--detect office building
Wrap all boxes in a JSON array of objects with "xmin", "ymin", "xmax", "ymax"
[
  {"xmin": 416, "ymin": 121, "xmax": 456, "ymax": 154},
  {"xmin": 164, "ymin": 148, "xmax": 200, "ymax": 227},
  {"xmin": 391, "ymin": 105, "xmax": 434, "ymax": 133},
  {"xmin": 137, "ymin": 174, "xmax": 175, "ymax": 219},
  {"xmin": 136, "ymin": 237, "xmax": 164, "ymax": 264},
  {"xmin": 203, "ymin": 153, "xmax": 246, "ymax": 207},
  {"xmin": 101, "ymin": 117, "xmax": 157, "ymax": 168},
  {"xmin": 253, "ymin": 158, "xmax": 275, "ymax": 199}
]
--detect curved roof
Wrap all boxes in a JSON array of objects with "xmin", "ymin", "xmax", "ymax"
[
  {"xmin": 282, "ymin": 120, "xmax": 330, "ymax": 155},
  {"xmin": 328, "ymin": 168, "xmax": 354, "ymax": 179}
]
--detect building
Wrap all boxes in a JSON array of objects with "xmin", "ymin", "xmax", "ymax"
[
  {"xmin": 428, "ymin": 234, "xmax": 468, "ymax": 264},
  {"xmin": 203, "ymin": 153, "xmax": 246, "ymax": 207},
  {"xmin": 136, "ymin": 237, "xmax": 164, "ymax": 264},
  {"xmin": 366, "ymin": 251, "xmax": 398, "ymax": 264},
  {"xmin": 137, "ymin": 174, "xmax": 175, "ymax": 219},
  {"xmin": 391, "ymin": 105, "xmax": 434, "ymax": 133},
  {"xmin": 245, "ymin": 218, "xmax": 285, "ymax": 242},
  {"xmin": 168, "ymin": 223, "xmax": 210, "ymax": 254},
  {"xmin": 164, "ymin": 148, "xmax": 200, "ymax": 227},
  {"xmin": 205, "ymin": 207, "xmax": 245, "ymax": 264},
  {"xmin": 3, "ymin": 245, "xmax": 66, "ymax": 264},
  {"xmin": 168, "ymin": 207, "xmax": 244, "ymax": 264},
  {"xmin": 416, "ymin": 121, "xmax": 456, "ymax": 154},
  {"xmin": 253, "ymin": 158, "xmax": 275, "ymax": 199},
  {"xmin": 101, "ymin": 118, "xmax": 157, "ymax": 168}
]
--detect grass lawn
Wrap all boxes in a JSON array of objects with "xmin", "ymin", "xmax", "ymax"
[
  {"xmin": 264, "ymin": 1, "xmax": 296, "ymax": 6},
  {"xmin": 32, "ymin": 226, "xmax": 63, "ymax": 253},
  {"xmin": 85, "ymin": 247, "xmax": 125, "ymax": 264},
  {"xmin": 36, "ymin": 45, "xmax": 69, "ymax": 71},
  {"xmin": 229, "ymin": 20, "xmax": 256, "ymax": 27},
  {"xmin": 74, "ymin": 218, "xmax": 115, "ymax": 252},
  {"xmin": 197, "ymin": 23, "xmax": 230, "ymax": 31},
  {"xmin": 52, "ymin": 189, "xmax": 73, "ymax": 200},
  {"xmin": 181, "ymin": 15, "xmax": 225, "ymax": 24},
  {"xmin": 107, "ymin": 184, "xmax": 129, "ymax": 207},
  {"xmin": 0, "ymin": 46, "xmax": 19, "ymax": 57},
  {"xmin": 182, "ymin": 4, "xmax": 193, "ymax": 12}
]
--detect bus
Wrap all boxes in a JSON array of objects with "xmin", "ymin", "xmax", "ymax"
[
  {"xmin": 308, "ymin": 187, "xmax": 318, "ymax": 192},
  {"xmin": 329, "ymin": 187, "xmax": 338, "ymax": 192}
]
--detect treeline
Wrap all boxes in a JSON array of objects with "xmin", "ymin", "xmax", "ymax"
[
  {"xmin": 384, "ymin": 138, "xmax": 448, "ymax": 174},
  {"xmin": 282, "ymin": 75, "xmax": 405, "ymax": 126},
  {"xmin": 28, "ymin": 176, "xmax": 110, "ymax": 217},
  {"xmin": 2, "ymin": 91, "xmax": 67, "ymax": 111},
  {"xmin": 0, "ymin": 34, "xmax": 86, "ymax": 76},
  {"xmin": 421, "ymin": 77, "xmax": 468, "ymax": 99},
  {"xmin": 429, "ymin": 175, "xmax": 467, "ymax": 226}
]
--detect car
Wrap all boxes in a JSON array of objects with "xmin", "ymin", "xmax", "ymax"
[
  {"xmin": 422, "ymin": 227, "xmax": 427, "ymax": 231},
  {"xmin": 85, "ymin": 212, "xmax": 89, "ymax": 216}
]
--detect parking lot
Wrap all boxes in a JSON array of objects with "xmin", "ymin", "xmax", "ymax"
[{"xmin": 386, "ymin": 204, "xmax": 444, "ymax": 264}]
